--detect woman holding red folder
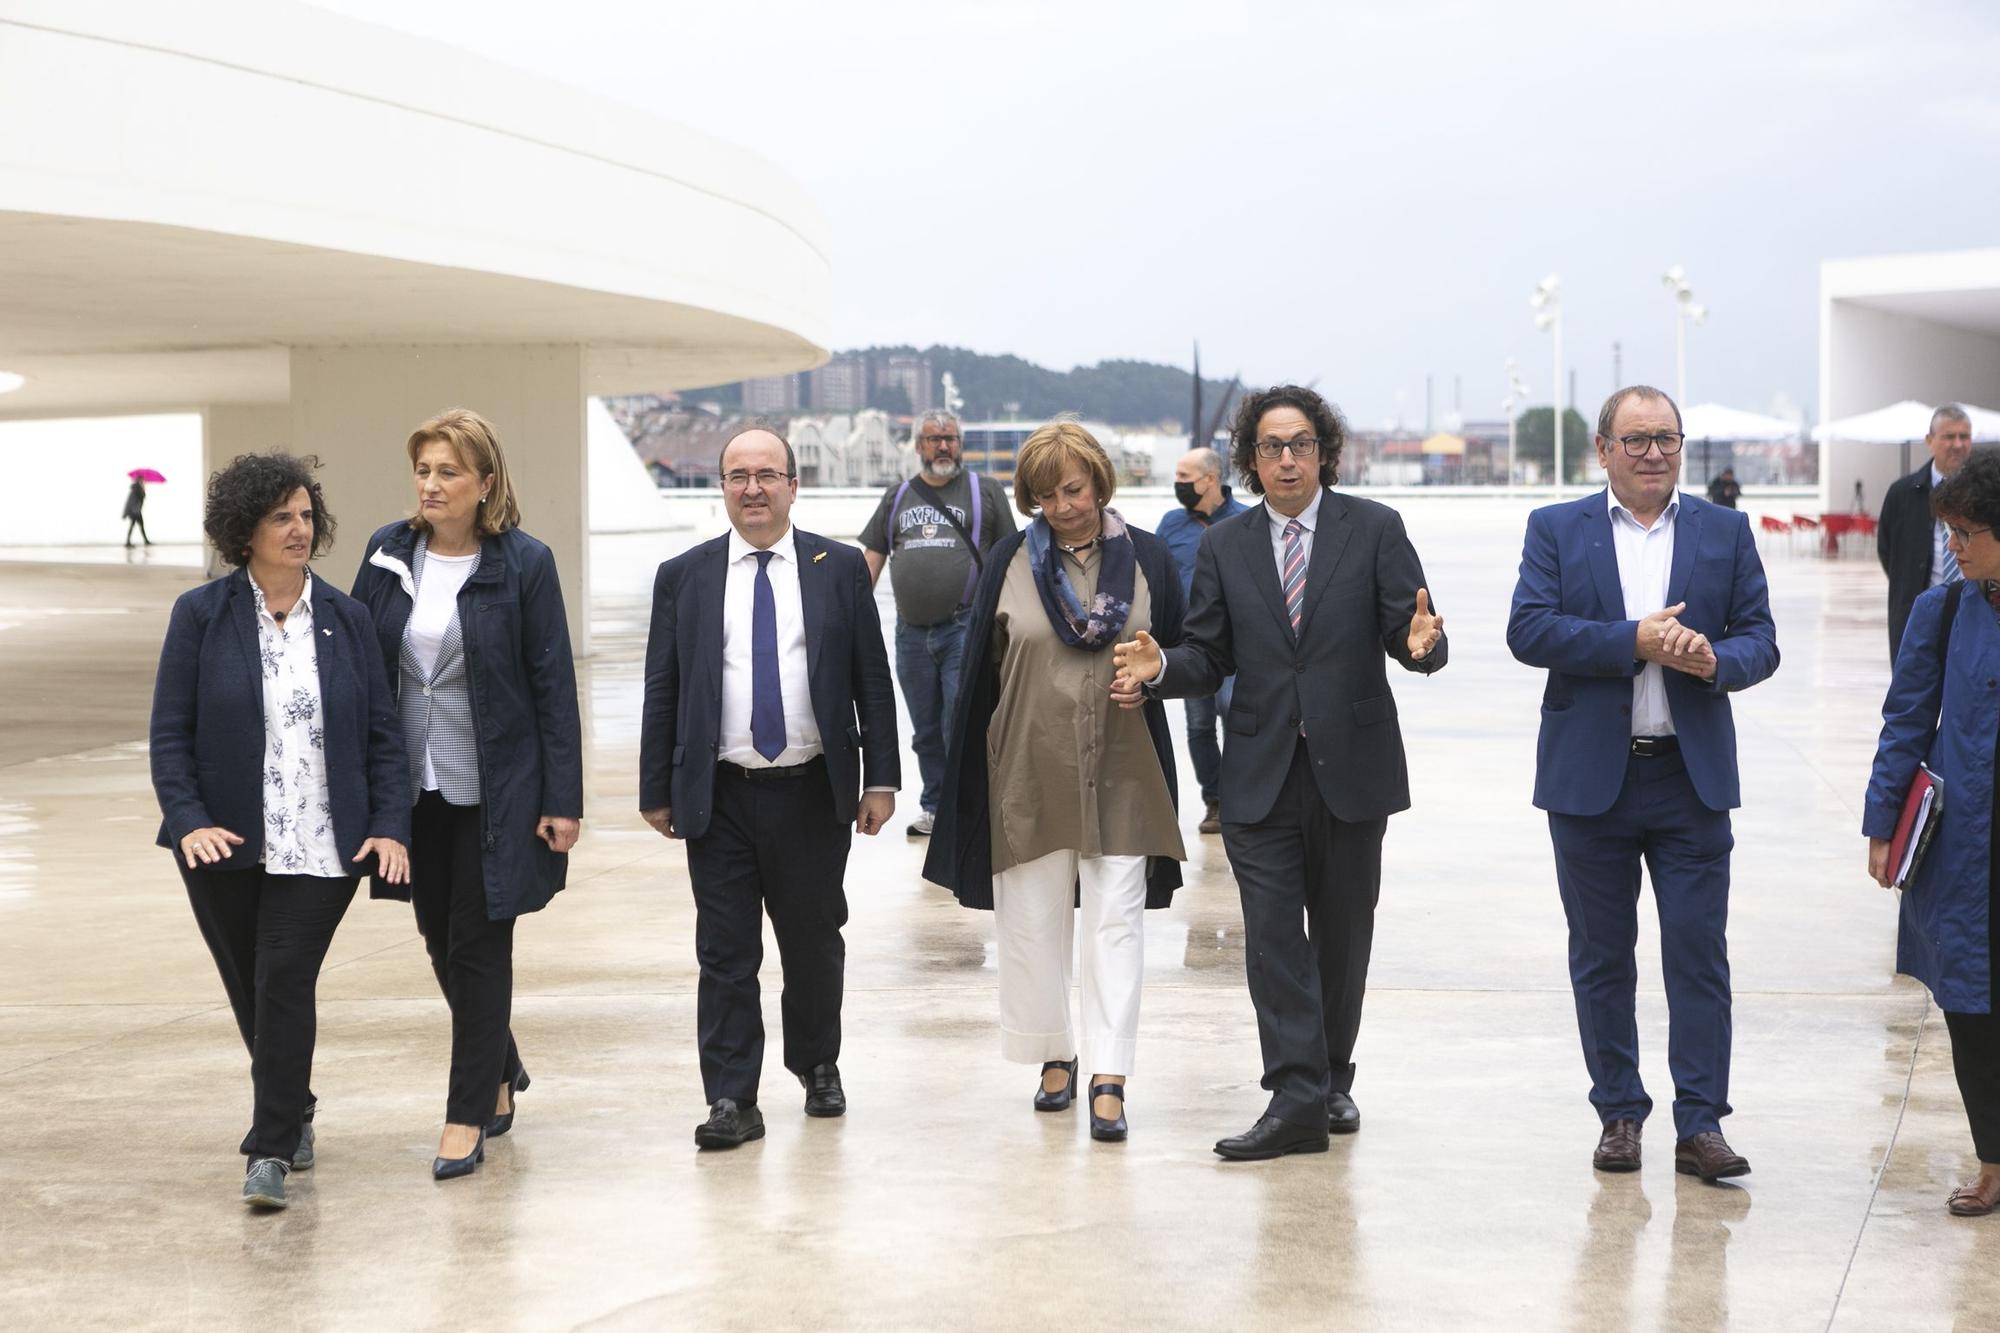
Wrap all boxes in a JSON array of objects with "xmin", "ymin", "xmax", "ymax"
[{"xmin": 1865, "ymin": 449, "xmax": 2000, "ymax": 1217}]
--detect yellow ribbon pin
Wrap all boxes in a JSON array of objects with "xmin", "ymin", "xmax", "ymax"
[{"xmin": 813, "ymin": 551, "xmax": 828, "ymax": 563}]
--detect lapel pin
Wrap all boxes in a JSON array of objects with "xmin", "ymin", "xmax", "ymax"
[
  {"xmin": 322, "ymin": 628, "xmax": 333, "ymax": 636},
  {"xmin": 813, "ymin": 551, "xmax": 828, "ymax": 563}
]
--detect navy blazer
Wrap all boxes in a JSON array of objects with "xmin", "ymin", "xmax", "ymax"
[
  {"xmin": 1506, "ymin": 490, "xmax": 1780, "ymax": 816},
  {"xmin": 350, "ymin": 521, "xmax": 584, "ymax": 918},
  {"xmin": 1151, "ymin": 489, "xmax": 1447, "ymax": 827},
  {"xmin": 150, "ymin": 567, "xmax": 411, "ymax": 872},
  {"xmin": 639, "ymin": 527, "xmax": 899, "ymax": 840}
]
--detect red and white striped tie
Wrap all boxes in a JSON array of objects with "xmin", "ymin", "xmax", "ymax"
[{"xmin": 1282, "ymin": 518, "xmax": 1306, "ymax": 632}]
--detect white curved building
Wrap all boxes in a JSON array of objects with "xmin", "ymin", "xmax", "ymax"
[{"xmin": 0, "ymin": 0, "xmax": 832, "ymax": 645}]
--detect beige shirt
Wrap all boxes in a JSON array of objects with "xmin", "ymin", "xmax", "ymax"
[{"xmin": 985, "ymin": 542, "xmax": 1185, "ymax": 876}]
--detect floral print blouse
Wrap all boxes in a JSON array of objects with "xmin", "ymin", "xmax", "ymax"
[{"xmin": 252, "ymin": 571, "xmax": 344, "ymax": 877}]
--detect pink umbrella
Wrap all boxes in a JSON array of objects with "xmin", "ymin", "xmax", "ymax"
[{"xmin": 128, "ymin": 468, "xmax": 166, "ymax": 483}]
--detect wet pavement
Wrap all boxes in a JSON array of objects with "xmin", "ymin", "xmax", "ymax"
[{"xmin": 1, "ymin": 496, "xmax": 1995, "ymax": 1331}]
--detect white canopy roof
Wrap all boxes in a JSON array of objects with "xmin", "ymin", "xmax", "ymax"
[
  {"xmin": 1680, "ymin": 403, "xmax": 1800, "ymax": 442},
  {"xmin": 1812, "ymin": 400, "xmax": 2000, "ymax": 444}
]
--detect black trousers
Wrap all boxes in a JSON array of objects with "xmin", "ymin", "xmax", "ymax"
[
  {"xmin": 685, "ymin": 758, "xmax": 851, "ymax": 1106},
  {"xmin": 125, "ymin": 514, "xmax": 149, "ymax": 545},
  {"xmin": 181, "ymin": 862, "xmax": 357, "ymax": 1163},
  {"xmin": 1220, "ymin": 738, "xmax": 1385, "ymax": 1128},
  {"xmin": 409, "ymin": 791, "xmax": 524, "ymax": 1126},
  {"xmin": 1943, "ymin": 1010, "xmax": 2000, "ymax": 1163}
]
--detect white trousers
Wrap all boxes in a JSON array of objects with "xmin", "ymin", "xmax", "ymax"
[{"xmin": 991, "ymin": 848, "xmax": 1148, "ymax": 1077}]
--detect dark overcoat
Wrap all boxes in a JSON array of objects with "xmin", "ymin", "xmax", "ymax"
[
  {"xmin": 923, "ymin": 524, "xmax": 1185, "ymax": 910},
  {"xmin": 150, "ymin": 567, "xmax": 410, "ymax": 872},
  {"xmin": 350, "ymin": 521, "xmax": 583, "ymax": 919}
]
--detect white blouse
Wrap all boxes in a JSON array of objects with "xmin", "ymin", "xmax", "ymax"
[{"xmin": 253, "ymin": 571, "xmax": 345, "ymax": 877}]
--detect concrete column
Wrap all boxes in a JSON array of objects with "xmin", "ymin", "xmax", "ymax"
[
  {"xmin": 201, "ymin": 403, "xmax": 293, "ymax": 575},
  {"xmin": 288, "ymin": 345, "xmax": 589, "ymax": 654}
]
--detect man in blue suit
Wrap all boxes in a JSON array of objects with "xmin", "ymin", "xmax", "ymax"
[
  {"xmin": 640, "ymin": 426, "xmax": 900, "ymax": 1150},
  {"xmin": 1507, "ymin": 385, "xmax": 1779, "ymax": 1181}
]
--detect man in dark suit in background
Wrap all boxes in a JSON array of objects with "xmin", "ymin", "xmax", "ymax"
[
  {"xmin": 640, "ymin": 426, "xmax": 899, "ymax": 1150},
  {"xmin": 1112, "ymin": 384, "xmax": 1446, "ymax": 1161},
  {"xmin": 1879, "ymin": 404, "xmax": 1973, "ymax": 659},
  {"xmin": 1507, "ymin": 385, "xmax": 1779, "ymax": 1182}
]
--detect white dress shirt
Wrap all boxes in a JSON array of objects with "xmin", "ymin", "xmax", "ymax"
[
  {"xmin": 1608, "ymin": 488, "xmax": 1679, "ymax": 738},
  {"xmin": 1264, "ymin": 488, "xmax": 1323, "ymax": 576},
  {"xmin": 719, "ymin": 526, "xmax": 822, "ymax": 768},
  {"xmin": 251, "ymin": 571, "xmax": 345, "ymax": 876}
]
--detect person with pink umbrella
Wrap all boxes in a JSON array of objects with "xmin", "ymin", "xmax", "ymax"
[{"xmin": 123, "ymin": 468, "xmax": 163, "ymax": 547}]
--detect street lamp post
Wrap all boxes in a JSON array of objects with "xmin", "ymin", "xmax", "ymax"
[
  {"xmin": 1530, "ymin": 275, "xmax": 1563, "ymax": 489},
  {"xmin": 1503, "ymin": 357, "xmax": 1531, "ymax": 487},
  {"xmin": 1662, "ymin": 264, "xmax": 1708, "ymax": 408}
]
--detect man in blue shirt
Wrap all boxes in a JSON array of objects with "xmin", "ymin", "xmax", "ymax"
[{"xmin": 1155, "ymin": 447, "xmax": 1248, "ymax": 833}]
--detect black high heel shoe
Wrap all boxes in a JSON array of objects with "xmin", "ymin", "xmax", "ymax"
[
  {"xmin": 432, "ymin": 1127, "xmax": 486, "ymax": 1181},
  {"xmin": 1089, "ymin": 1083, "xmax": 1128, "ymax": 1142},
  {"xmin": 1034, "ymin": 1058, "xmax": 1079, "ymax": 1112},
  {"xmin": 487, "ymin": 1067, "xmax": 531, "ymax": 1138}
]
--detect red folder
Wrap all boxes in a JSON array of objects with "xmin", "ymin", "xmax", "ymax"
[{"xmin": 1888, "ymin": 762, "xmax": 1943, "ymax": 890}]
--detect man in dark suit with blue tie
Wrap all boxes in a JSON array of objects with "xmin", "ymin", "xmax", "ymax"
[
  {"xmin": 1508, "ymin": 385, "xmax": 1779, "ymax": 1182},
  {"xmin": 640, "ymin": 426, "xmax": 899, "ymax": 1150}
]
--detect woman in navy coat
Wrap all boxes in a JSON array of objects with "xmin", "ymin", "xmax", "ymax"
[
  {"xmin": 1867, "ymin": 450, "xmax": 2000, "ymax": 1217},
  {"xmin": 149, "ymin": 452, "xmax": 410, "ymax": 1210},
  {"xmin": 350, "ymin": 409, "xmax": 583, "ymax": 1180}
]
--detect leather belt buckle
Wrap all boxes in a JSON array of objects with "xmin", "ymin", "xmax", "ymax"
[{"xmin": 1629, "ymin": 735, "xmax": 1678, "ymax": 758}]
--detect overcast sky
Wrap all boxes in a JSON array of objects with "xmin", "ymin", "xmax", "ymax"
[{"xmin": 310, "ymin": 0, "xmax": 2000, "ymax": 429}]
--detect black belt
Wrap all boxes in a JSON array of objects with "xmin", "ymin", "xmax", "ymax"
[
  {"xmin": 719, "ymin": 755, "xmax": 824, "ymax": 783},
  {"xmin": 1630, "ymin": 735, "xmax": 1679, "ymax": 758}
]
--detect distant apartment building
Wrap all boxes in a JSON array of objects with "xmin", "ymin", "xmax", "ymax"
[
  {"xmin": 792, "ymin": 410, "xmax": 901, "ymax": 487},
  {"xmin": 808, "ymin": 353, "xmax": 869, "ymax": 412},
  {"xmin": 874, "ymin": 353, "xmax": 934, "ymax": 416},
  {"xmin": 742, "ymin": 373, "xmax": 801, "ymax": 414}
]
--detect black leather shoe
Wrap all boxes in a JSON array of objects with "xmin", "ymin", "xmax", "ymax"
[
  {"xmin": 1089, "ymin": 1083, "xmax": 1128, "ymax": 1142},
  {"xmin": 1214, "ymin": 1115, "xmax": 1331, "ymax": 1161},
  {"xmin": 694, "ymin": 1099, "xmax": 765, "ymax": 1150},
  {"xmin": 432, "ymin": 1128, "xmax": 485, "ymax": 1181},
  {"xmin": 800, "ymin": 1063, "xmax": 845, "ymax": 1118},
  {"xmin": 487, "ymin": 1067, "xmax": 531, "ymax": 1138},
  {"xmin": 1034, "ymin": 1058, "xmax": 1079, "ymax": 1112},
  {"xmin": 1327, "ymin": 1091, "xmax": 1361, "ymax": 1135}
]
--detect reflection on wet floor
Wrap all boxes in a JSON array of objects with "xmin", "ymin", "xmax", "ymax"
[{"xmin": 3, "ymin": 502, "xmax": 2000, "ymax": 1328}]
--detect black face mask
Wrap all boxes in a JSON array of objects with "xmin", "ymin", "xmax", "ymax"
[{"xmin": 1174, "ymin": 481, "xmax": 1204, "ymax": 510}]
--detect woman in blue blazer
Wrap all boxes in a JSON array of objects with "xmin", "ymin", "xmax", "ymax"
[
  {"xmin": 350, "ymin": 409, "xmax": 583, "ymax": 1181},
  {"xmin": 149, "ymin": 452, "xmax": 410, "ymax": 1211},
  {"xmin": 1866, "ymin": 450, "xmax": 2000, "ymax": 1218}
]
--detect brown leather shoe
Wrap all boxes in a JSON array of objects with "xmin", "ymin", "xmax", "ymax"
[
  {"xmin": 1199, "ymin": 800, "xmax": 1221, "ymax": 835},
  {"xmin": 1948, "ymin": 1178, "xmax": 2000, "ymax": 1216},
  {"xmin": 1674, "ymin": 1131, "xmax": 1750, "ymax": 1181},
  {"xmin": 1593, "ymin": 1118, "xmax": 1642, "ymax": 1172}
]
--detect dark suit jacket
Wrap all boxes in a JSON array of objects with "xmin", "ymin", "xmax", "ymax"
[
  {"xmin": 638, "ymin": 527, "xmax": 899, "ymax": 840},
  {"xmin": 923, "ymin": 527, "xmax": 1185, "ymax": 910},
  {"xmin": 150, "ymin": 567, "xmax": 411, "ymax": 872},
  {"xmin": 1879, "ymin": 464, "xmax": 1938, "ymax": 659},
  {"xmin": 350, "ymin": 521, "xmax": 583, "ymax": 917},
  {"xmin": 1150, "ymin": 489, "xmax": 1447, "ymax": 827},
  {"xmin": 1505, "ymin": 490, "xmax": 1780, "ymax": 817}
]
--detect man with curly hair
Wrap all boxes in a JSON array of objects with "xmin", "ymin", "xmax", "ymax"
[{"xmin": 1113, "ymin": 384, "xmax": 1446, "ymax": 1160}]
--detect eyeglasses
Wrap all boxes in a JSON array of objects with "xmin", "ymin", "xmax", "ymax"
[
  {"xmin": 722, "ymin": 469, "xmax": 793, "ymax": 491},
  {"xmin": 1254, "ymin": 436, "xmax": 1320, "ymax": 459},
  {"xmin": 920, "ymin": 433, "xmax": 961, "ymax": 446},
  {"xmin": 1610, "ymin": 432, "xmax": 1685, "ymax": 457},
  {"xmin": 1947, "ymin": 523, "xmax": 1992, "ymax": 544}
]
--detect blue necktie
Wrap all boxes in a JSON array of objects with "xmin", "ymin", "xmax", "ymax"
[
  {"xmin": 750, "ymin": 551, "xmax": 785, "ymax": 761},
  {"xmin": 1942, "ymin": 526, "xmax": 1964, "ymax": 586}
]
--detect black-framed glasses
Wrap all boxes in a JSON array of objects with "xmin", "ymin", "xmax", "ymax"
[
  {"xmin": 920, "ymin": 433, "xmax": 961, "ymax": 446},
  {"xmin": 1947, "ymin": 522, "xmax": 1992, "ymax": 544},
  {"xmin": 722, "ymin": 469, "xmax": 793, "ymax": 491},
  {"xmin": 1611, "ymin": 432, "xmax": 1685, "ymax": 457},
  {"xmin": 1255, "ymin": 436, "xmax": 1320, "ymax": 459}
]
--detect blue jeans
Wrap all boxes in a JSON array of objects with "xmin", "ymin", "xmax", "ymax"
[
  {"xmin": 1182, "ymin": 676, "xmax": 1235, "ymax": 804},
  {"xmin": 895, "ymin": 612, "xmax": 971, "ymax": 815}
]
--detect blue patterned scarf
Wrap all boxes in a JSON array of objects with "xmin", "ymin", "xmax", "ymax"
[{"xmin": 1026, "ymin": 508, "xmax": 1135, "ymax": 650}]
